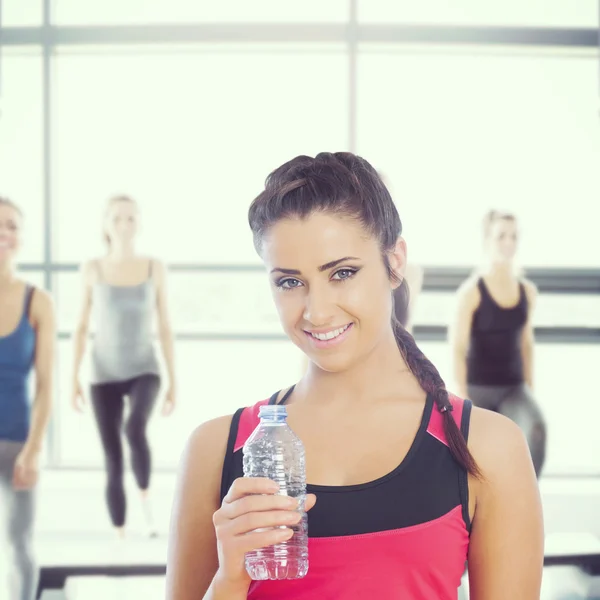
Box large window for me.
[2,0,43,26]
[357,47,600,268]
[2,5,598,476]
[358,0,598,27]
[0,49,44,263]
[52,0,349,25]
[52,45,348,263]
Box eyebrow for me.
[270,256,360,276]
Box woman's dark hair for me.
[249,152,481,477]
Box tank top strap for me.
[477,277,491,302]
[518,281,528,309]
[24,285,35,321]
[426,394,470,448]
[220,398,271,502]
[148,259,153,279]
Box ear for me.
[388,237,407,290]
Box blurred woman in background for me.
[450,209,546,477]
[0,197,55,600]
[71,194,177,538]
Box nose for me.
[302,283,335,327]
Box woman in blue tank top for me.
[449,210,546,476]
[0,197,56,600]
[70,194,177,538]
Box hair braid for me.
[392,321,481,478]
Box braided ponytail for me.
[391,292,481,477]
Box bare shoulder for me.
[468,405,535,487]
[29,286,54,323]
[186,414,234,461]
[522,277,538,302]
[148,257,167,283]
[456,274,481,307]
[177,414,235,491]
[81,259,100,285]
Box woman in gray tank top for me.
[71,195,177,538]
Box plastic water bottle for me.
[243,404,308,580]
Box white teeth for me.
[310,324,350,341]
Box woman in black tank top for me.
[449,210,546,476]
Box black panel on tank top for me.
[467,278,528,386]
[221,391,472,537]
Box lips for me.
[306,323,351,341]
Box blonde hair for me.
[0,196,24,219]
[103,194,137,247]
[482,209,517,239]
[481,209,523,276]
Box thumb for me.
[13,463,24,487]
[304,493,317,512]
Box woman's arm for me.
[521,280,538,391]
[71,261,95,410]
[23,289,55,455]
[166,415,238,599]
[448,279,479,399]
[14,289,56,489]
[153,259,177,414]
[467,408,544,598]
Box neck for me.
[482,260,514,280]
[299,329,420,407]
[0,261,16,290]
[107,242,135,260]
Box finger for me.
[236,526,295,554]
[223,477,279,504]
[229,509,302,536]
[220,490,297,520]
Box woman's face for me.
[262,212,403,373]
[486,217,518,264]
[0,204,22,265]
[104,199,139,246]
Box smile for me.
[306,323,352,341]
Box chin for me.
[306,351,357,374]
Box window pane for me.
[57,339,304,467]
[53,45,348,263]
[53,0,348,25]
[0,49,44,262]
[55,270,283,335]
[3,0,43,25]
[418,341,600,476]
[358,48,600,267]
[168,271,282,334]
[358,0,597,27]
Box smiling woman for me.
[166,152,544,600]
